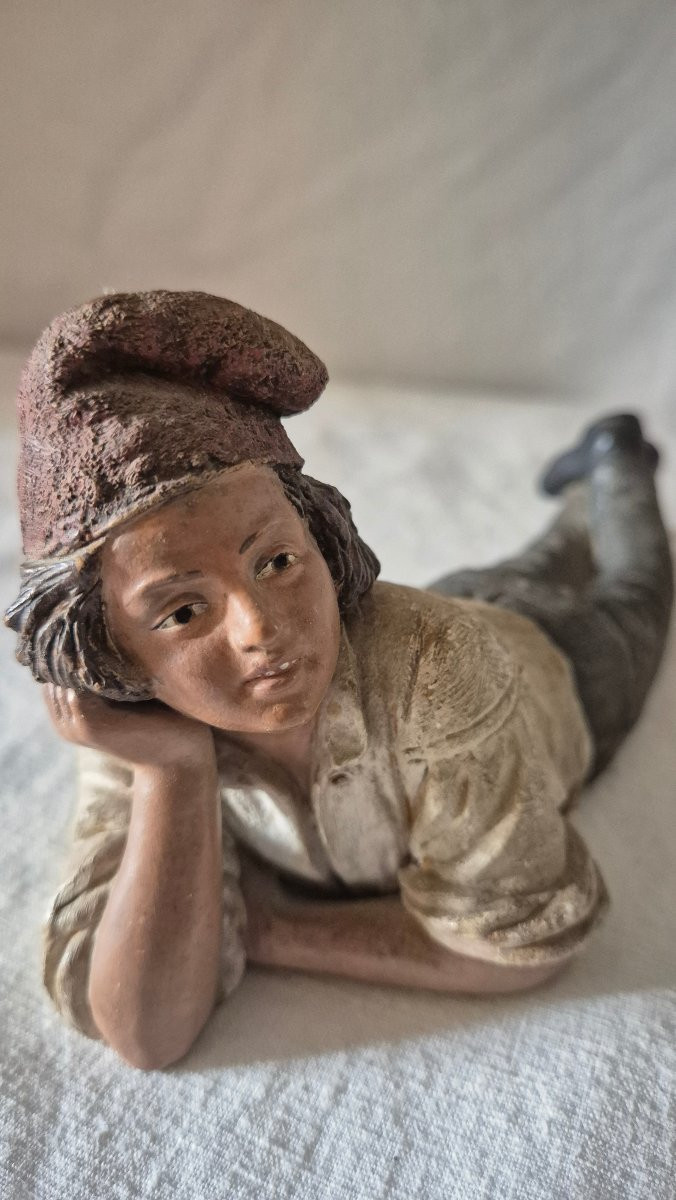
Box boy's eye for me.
[150,553,298,629]
[256,551,299,580]
[154,601,208,631]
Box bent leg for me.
[428,418,673,776]
[576,448,673,769]
[428,483,594,601]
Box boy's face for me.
[101,464,341,735]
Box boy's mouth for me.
[242,657,300,686]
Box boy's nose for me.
[226,589,281,653]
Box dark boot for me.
[540,412,659,497]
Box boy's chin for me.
[253,692,325,731]
[250,701,318,733]
[205,696,321,736]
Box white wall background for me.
[2,1,676,405]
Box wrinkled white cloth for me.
[1,387,675,1200]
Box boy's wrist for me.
[133,754,218,796]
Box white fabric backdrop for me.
[3,1,676,405]
[1,375,675,1199]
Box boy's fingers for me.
[44,685,82,725]
[43,683,62,722]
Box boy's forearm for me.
[88,759,223,1069]
[246,888,567,994]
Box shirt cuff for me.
[398,823,609,966]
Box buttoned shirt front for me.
[44,581,607,1038]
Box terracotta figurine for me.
[5,290,673,1069]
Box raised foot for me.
[539,412,659,497]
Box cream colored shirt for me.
[44,581,607,1037]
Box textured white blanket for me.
[1,379,674,1199]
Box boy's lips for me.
[242,656,300,682]
[242,657,302,691]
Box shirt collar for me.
[315,622,368,769]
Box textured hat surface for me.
[17,290,329,559]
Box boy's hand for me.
[43,684,216,771]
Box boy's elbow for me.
[464,952,574,993]
[89,1001,204,1071]
[426,927,576,993]
[115,1038,191,1072]
[88,975,215,1071]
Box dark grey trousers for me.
[427,450,674,778]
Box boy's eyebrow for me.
[238,530,261,555]
[238,511,289,554]
[131,512,288,599]
[133,570,204,600]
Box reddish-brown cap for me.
[17,289,329,559]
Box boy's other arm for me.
[240,857,569,994]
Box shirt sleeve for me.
[398,714,609,966]
[43,746,246,1039]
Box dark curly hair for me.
[3,467,380,702]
